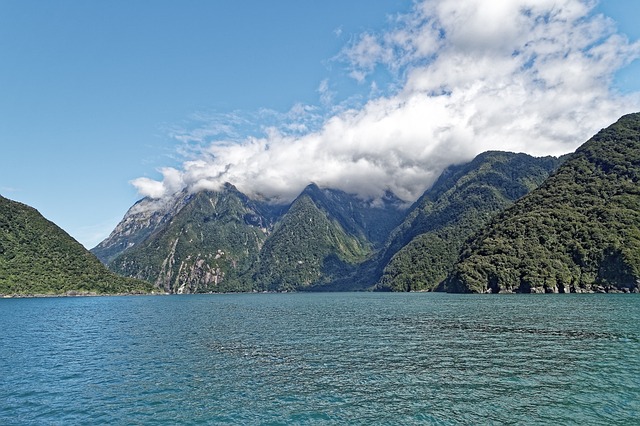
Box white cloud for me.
[131,167,184,199]
[318,79,334,107]
[133,0,640,204]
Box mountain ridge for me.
[444,112,640,293]
[106,185,286,293]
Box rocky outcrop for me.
[92,192,192,264]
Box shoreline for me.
[3,289,639,299]
[0,291,168,299]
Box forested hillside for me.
[374,152,561,291]
[445,113,640,293]
[0,195,152,295]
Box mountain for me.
[252,184,405,291]
[106,184,284,293]
[97,150,560,293]
[444,112,640,293]
[372,151,561,291]
[0,195,152,296]
[100,183,405,293]
[92,194,191,265]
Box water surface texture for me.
[1,293,639,425]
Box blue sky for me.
[1,0,639,248]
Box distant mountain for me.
[372,151,561,291]
[100,183,405,293]
[252,184,405,291]
[0,195,152,295]
[92,194,191,265]
[106,184,284,293]
[445,112,640,293]
[97,150,560,293]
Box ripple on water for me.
[1,293,639,425]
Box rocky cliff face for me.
[105,184,284,293]
[92,192,192,265]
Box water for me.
[1,293,639,425]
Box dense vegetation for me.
[109,184,284,293]
[251,184,405,291]
[0,195,152,295]
[445,113,640,293]
[374,152,561,291]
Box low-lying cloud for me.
[132,0,640,204]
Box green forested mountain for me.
[108,184,284,293]
[252,192,369,291]
[0,195,152,295]
[445,112,640,293]
[252,184,404,291]
[103,183,404,293]
[373,152,561,291]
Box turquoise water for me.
[1,293,639,425]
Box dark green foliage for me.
[375,152,561,291]
[109,184,283,293]
[445,113,640,293]
[252,191,372,291]
[0,195,152,295]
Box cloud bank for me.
[132,0,640,204]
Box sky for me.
[1,0,640,249]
